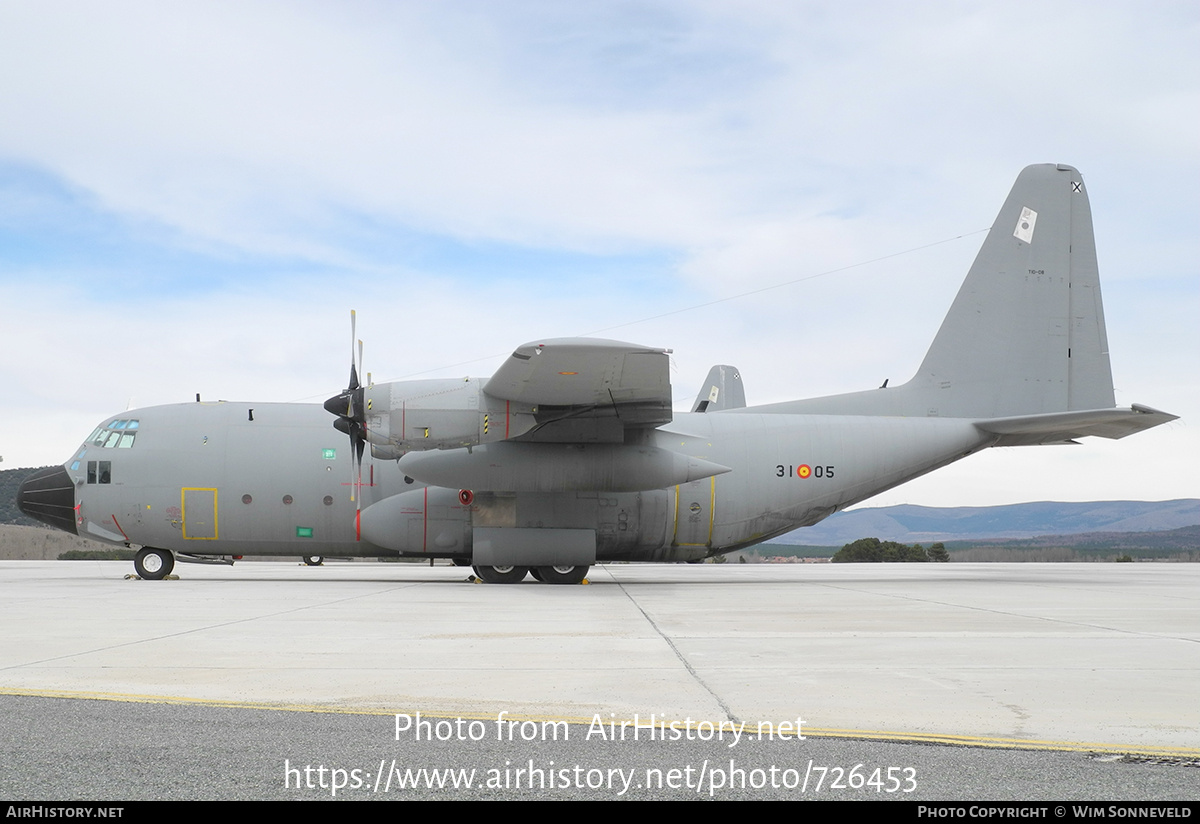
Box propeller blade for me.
[348,310,360,390]
[326,309,370,509]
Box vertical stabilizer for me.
[912,163,1115,417]
[750,164,1165,434]
[691,365,746,412]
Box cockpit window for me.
[89,419,140,449]
[86,460,112,484]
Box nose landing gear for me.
[133,547,175,580]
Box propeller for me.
[324,310,368,506]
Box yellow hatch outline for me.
[181,487,219,540]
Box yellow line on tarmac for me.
[3,687,1197,759]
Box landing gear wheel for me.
[303,555,324,566]
[536,565,589,585]
[471,565,529,584]
[529,568,545,582]
[134,547,174,580]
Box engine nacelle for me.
[396,441,731,492]
[363,378,536,458]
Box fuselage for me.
[28,399,991,563]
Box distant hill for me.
[0,524,115,560]
[774,500,1200,545]
[959,524,1200,552]
[0,465,49,526]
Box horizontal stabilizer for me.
[976,404,1177,446]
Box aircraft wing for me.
[395,338,696,490]
[483,338,673,439]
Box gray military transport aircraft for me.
[18,164,1177,584]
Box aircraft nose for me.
[17,465,78,535]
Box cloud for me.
[0,1,1195,506]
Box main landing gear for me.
[471,564,590,585]
[471,565,529,584]
[134,547,175,580]
[535,565,589,585]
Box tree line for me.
[831,537,949,563]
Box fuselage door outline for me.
[182,487,219,540]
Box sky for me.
[1,1,1196,509]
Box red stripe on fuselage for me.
[110,514,130,541]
